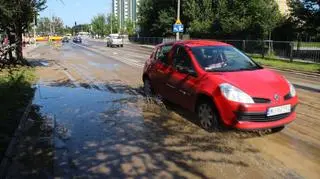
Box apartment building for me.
[112,0,140,29]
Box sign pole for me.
[176,0,181,41]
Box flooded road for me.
[19,41,320,178]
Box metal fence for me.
[220,40,320,63]
[129,37,320,63]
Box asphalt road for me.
[6,40,319,178]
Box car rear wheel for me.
[197,101,220,130]
[143,78,153,97]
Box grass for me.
[252,57,320,73]
[294,42,320,48]
[0,67,36,160]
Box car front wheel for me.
[197,101,220,130]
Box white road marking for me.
[71,42,144,68]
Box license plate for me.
[267,104,291,117]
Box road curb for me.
[293,83,320,93]
[0,99,33,178]
[139,45,155,49]
[266,66,320,78]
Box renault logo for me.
[274,94,280,101]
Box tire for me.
[120,44,124,47]
[271,126,285,133]
[143,78,153,97]
[196,100,220,130]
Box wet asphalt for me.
[12,40,320,178]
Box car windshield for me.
[191,46,262,72]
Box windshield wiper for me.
[206,68,231,72]
[237,66,261,71]
[206,66,260,72]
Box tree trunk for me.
[15,26,28,65]
[6,29,14,63]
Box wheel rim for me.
[198,104,216,130]
[144,80,152,96]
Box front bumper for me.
[216,94,298,130]
[234,107,297,130]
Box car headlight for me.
[286,80,296,97]
[219,83,254,104]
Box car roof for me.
[160,40,231,48]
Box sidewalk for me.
[23,43,41,56]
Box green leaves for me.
[138,0,282,39]
[91,14,107,37]
[287,0,320,37]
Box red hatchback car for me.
[143,40,298,131]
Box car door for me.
[149,45,174,97]
[166,45,198,110]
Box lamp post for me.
[176,0,181,41]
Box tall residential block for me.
[112,0,140,29]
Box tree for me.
[91,14,107,37]
[51,16,64,35]
[124,19,135,35]
[73,24,90,35]
[138,0,282,39]
[0,0,47,64]
[288,0,320,40]
[138,0,176,37]
[37,17,51,35]
[105,14,119,34]
[63,25,72,34]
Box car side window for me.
[173,46,194,71]
[156,45,172,65]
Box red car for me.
[142,40,298,131]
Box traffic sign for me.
[173,24,184,33]
[175,19,182,24]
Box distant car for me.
[142,40,298,132]
[65,34,72,40]
[106,34,123,47]
[73,36,82,43]
[62,37,69,43]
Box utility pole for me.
[176,0,181,41]
[33,9,37,46]
[111,14,113,34]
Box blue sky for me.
[40,0,112,26]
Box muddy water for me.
[32,84,302,178]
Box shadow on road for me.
[27,79,270,178]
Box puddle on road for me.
[31,84,303,178]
